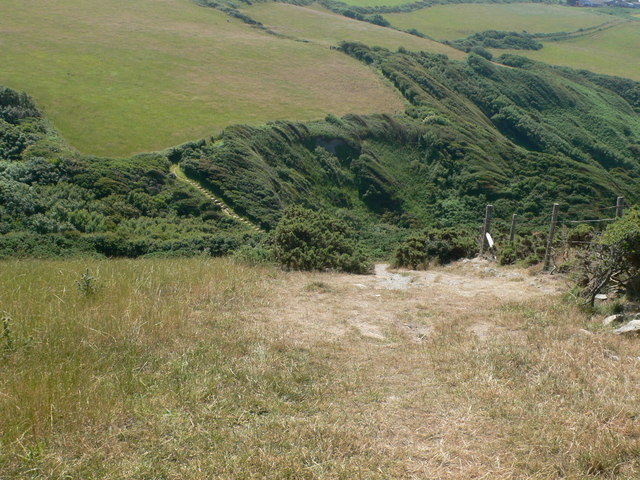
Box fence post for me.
[616,196,625,218]
[481,204,493,252]
[509,214,517,245]
[543,203,559,272]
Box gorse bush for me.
[497,231,547,266]
[272,206,370,273]
[394,228,477,269]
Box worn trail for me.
[170,164,263,232]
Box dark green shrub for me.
[497,231,546,266]
[272,206,370,273]
[470,46,493,61]
[600,208,640,297]
[394,228,477,269]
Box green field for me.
[0,0,405,157]
[329,0,416,6]
[501,21,640,81]
[243,3,465,58]
[386,3,610,40]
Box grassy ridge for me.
[502,21,640,81]
[385,3,609,40]
[0,0,405,156]
[243,3,465,58]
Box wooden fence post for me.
[509,214,517,245]
[481,204,493,252]
[543,203,559,272]
[616,196,625,218]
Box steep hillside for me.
[179,46,640,231]
[0,87,260,258]
[2,46,639,258]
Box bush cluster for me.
[452,30,543,52]
[394,228,477,269]
[272,206,370,273]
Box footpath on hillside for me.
[251,260,640,478]
[260,258,563,344]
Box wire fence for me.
[479,196,634,273]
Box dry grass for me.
[2,259,639,478]
[256,262,640,478]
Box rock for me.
[595,294,608,300]
[613,320,640,335]
[577,329,593,337]
[603,314,624,326]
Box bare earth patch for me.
[254,259,640,478]
[259,259,561,345]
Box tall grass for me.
[0,259,392,478]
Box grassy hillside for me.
[2,258,640,477]
[500,21,640,81]
[3,40,640,258]
[242,3,465,58]
[331,0,417,6]
[0,0,405,157]
[386,3,610,40]
[178,46,640,239]
[384,2,640,80]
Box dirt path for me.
[252,260,574,478]
[259,258,563,346]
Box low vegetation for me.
[577,208,640,304]
[451,30,543,51]
[394,227,477,268]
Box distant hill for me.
[179,46,640,233]
[3,44,638,258]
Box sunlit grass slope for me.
[0,258,396,477]
[0,0,405,157]
[386,3,610,40]
[244,3,465,58]
[501,21,640,81]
